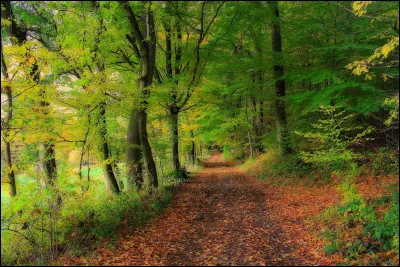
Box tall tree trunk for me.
[139,108,159,188]
[170,112,180,171]
[1,1,21,197]
[269,1,293,155]
[164,14,187,180]
[190,129,196,165]
[98,103,120,193]
[258,70,264,152]
[169,112,187,179]
[121,1,158,190]
[139,6,158,189]
[38,141,57,186]
[245,99,254,158]
[2,41,16,197]
[30,62,58,185]
[126,109,143,191]
[4,140,16,197]
[91,0,119,193]
[1,86,17,197]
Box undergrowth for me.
[1,165,181,266]
[240,106,399,265]
[321,176,399,266]
[240,152,325,187]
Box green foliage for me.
[222,145,233,160]
[289,81,385,116]
[368,148,399,176]
[296,105,374,173]
[321,187,399,265]
[321,165,399,265]
[364,191,399,253]
[241,151,315,186]
[1,168,177,265]
[1,0,399,265]
[383,95,399,127]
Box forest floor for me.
[57,153,346,266]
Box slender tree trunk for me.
[4,140,16,197]
[139,109,159,188]
[2,1,21,197]
[171,112,180,171]
[3,106,17,197]
[92,0,119,193]
[38,141,57,186]
[169,112,187,179]
[37,96,57,186]
[245,99,254,158]
[98,103,120,193]
[258,70,264,152]
[269,1,293,155]
[31,62,58,185]
[112,160,123,190]
[190,129,196,165]
[1,44,17,197]
[164,13,187,180]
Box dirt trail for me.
[62,153,336,266]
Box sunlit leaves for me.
[352,1,372,16]
[383,95,399,127]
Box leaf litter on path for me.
[57,153,342,266]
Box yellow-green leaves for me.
[352,1,372,16]
[381,37,399,59]
[346,36,399,81]
[346,1,399,82]
[346,60,369,76]
[383,96,399,127]
[1,18,11,27]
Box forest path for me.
[63,153,334,266]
